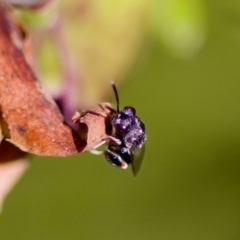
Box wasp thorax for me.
[112,107,145,149]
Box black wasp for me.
[104,82,146,175]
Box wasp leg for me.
[90,135,122,155]
[104,149,128,169]
[89,139,106,155]
[92,135,121,150]
[105,135,121,145]
[89,149,104,155]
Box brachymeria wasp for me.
[103,82,146,175]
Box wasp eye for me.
[112,112,133,135]
[122,107,136,116]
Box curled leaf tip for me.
[72,103,114,152]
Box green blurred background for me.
[1,0,240,239]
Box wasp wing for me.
[131,144,145,176]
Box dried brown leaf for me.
[0,4,110,156]
[0,5,83,156]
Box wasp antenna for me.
[110,81,120,112]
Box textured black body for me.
[103,82,146,175]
